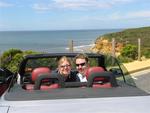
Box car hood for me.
[1,95,150,113]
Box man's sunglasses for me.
[76,62,86,67]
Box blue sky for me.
[0,0,150,31]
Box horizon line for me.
[0,28,125,32]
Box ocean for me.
[0,29,122,53]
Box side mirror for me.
[0,76,6,84]
[0,68,6,85]
[0,68,14,96]
[0,68,14,84]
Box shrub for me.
[0,49,23,69]
[117,55,134,63]
[120,44,138,60]
[143,50,150,58]
[0,49,39,73]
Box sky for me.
[0,0,150,31]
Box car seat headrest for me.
[85,66,105,79]
[31,67,51,82]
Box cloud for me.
[105,10,150,21]
[0,1,14,8]
[126,10,150,19]
[78,9,150,22]
[53,0,134,9]
[125,10,150,20]
[0,23,11,31]
[32,3,52,11]
[109,0,134,5]
[32,0,134,12]
[53,0,109,9]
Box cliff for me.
[91,37,123,56]
[91,26,150,55]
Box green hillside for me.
[96,26,150,49]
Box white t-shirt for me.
[77,73,87,82]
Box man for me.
[74,53,89,82]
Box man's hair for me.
[74,53,89,63]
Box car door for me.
[0,68,14,96]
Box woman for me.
[57,56,79,82]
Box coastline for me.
[66,44,95,52]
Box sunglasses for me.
[76,62,86,67]
[60,64,70,68]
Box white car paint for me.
[1,96,150,113]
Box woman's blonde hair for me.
[58,56,71,66]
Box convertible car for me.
[0,53,150,113]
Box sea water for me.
[0,29,122,53]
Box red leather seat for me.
[85,66,105,80]
[26,67,60,90]
[31,67,51,82]
[26,67,51,90]
[85,67,112,88]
